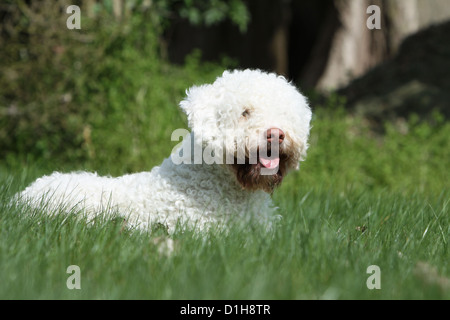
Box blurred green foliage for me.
[281,95,450,197]
[0,0,242,171]
[179,0,250,32]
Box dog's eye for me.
[241,109,251,118]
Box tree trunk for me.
[300,0,450,90]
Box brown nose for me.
[266,128,285,145]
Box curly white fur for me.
[16,69,312,233]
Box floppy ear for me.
[179,84,223,150]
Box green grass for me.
[1,105,449,300]
[0,167,448,300]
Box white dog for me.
[17,69,312,233]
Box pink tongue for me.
[259,156,280,169]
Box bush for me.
[0,1,232,173]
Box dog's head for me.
[179,69,312,193]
